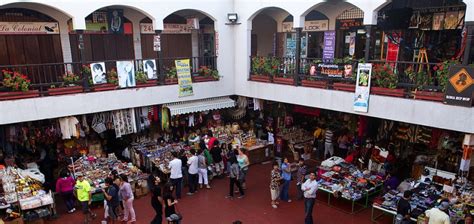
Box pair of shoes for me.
[67,209,74,213]
[225,195,233,199]
[237,195,245,199]
[272,204,278,208]
[186,192,194,196]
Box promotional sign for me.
[143,59,157,79]
[323,31,336,61]
[90,62,107,84]
[153,35,161,51]
[348,32,356,56]
[354,63,372,113]
[282,20,329,32]
[175,59,194,97]
[317,64,343,78]
[108,9,124,34]
[461,134,474,171]
[432,12,445,30]
[336,19,363,30]
[116,60,136,88]
[444,65,474,107]
[386,32,400,66]
[0,22,59,34]
[186,18,199,30]
[140,23,194,34]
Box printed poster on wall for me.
[116,60,136,88]
[108,9,124,34]
[445,65,474,107]
[432,12,445,30]
[143,59,157,79]
[444,11,459,29]
[323,31,336,61]
[353,63,372,113]
[90,62,106,84]
[348,32,356,56]
[175,59,194,97]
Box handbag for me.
[92,113,107,134]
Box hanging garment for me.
[82,115,90,134]
[58,118,70,139]
[188,114,195,127]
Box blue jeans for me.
[171,177,182,199]
[304,198,316,224]
[280,179,290,201]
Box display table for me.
[318,183,383,214]
[246,144,273,165]
[371,204,417,224]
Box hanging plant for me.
[1,70,31,92]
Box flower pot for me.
[135,80,157,88]
[165,78,178,85]
[0,90,40,101]
[301,79,328,89]
[371,87,405,97]
[413,90,444,102]
[92,83,117,92]
[48,86,84,96]
[250,74,271,82]
[193,76,217,82]
[333,82,355,92]
[273,76,295,85]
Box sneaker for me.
[72,208,76,212]
[67,209,74,214]
[187,192,194,196]
[287,199,292,203]
[237,195,245,199]
[206,185,211,189]
[272,204,278,208]
[90,213,97,219]
[200,184,203,189]
[225,195,233,199]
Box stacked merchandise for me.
[318,158,384,201]
[131,142,185,173]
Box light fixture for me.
[226,13,240,25]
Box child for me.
[270,162,282,208]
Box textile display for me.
[112,109,137,138]
[58,117,80,140]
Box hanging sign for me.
[336,19,363,30]
[354,63,372,113]
[323,31,336,61]
[282,20,329,32]
[0,22,59,34]
[153,35,161,51]
[140,23,194,34]
[175,59,194,97]
[444,65,474,107]
[348,32,356,56]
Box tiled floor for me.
[47,163,393,224]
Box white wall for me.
[252,14,276,56]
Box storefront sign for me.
[323,31,336,61]
[281,20,329,32]
[153,35,161,52]
[336,19,363,30]
[140,23,194,34]
[354,63,372,113]
[317,64,343,78]
[444,65,474,107]
[0,22,59,34]
[175,59,194,97]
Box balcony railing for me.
[249,56,452,104]
[0,56,218,100]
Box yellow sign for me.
[175,59,194,97]
[449,68,473,93]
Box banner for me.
[445,66,474,107]
[323,31,336,61]
[108,9,124,34]
[354,63,372,113]
[0,22,59,34]
[175,59,194,97]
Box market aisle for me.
[49,163,388,224]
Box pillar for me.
[463,21,474,65]
[295,27,302,86]
[364,25,374,62]
[155,30,165,85]
[191,29,200,73]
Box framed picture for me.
[143,59,157,79]
[90,62,106,84]
[116,60,136,88]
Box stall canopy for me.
[164,97,236,116]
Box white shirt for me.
[187,155,199,175]
[168,158,183,179]
[301,179,319,198]
[268,132,275,144]
[425,208,450,224]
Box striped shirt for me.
[325,130,333,144]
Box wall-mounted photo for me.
[143,59,157,79]
[116,60,136,88]
[90,62,107,84]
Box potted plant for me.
[371,64,404,97]
[407,67,444,102]
[48,71,84,96]
[194,66,219,82]
[93,68,118,91]
[165,67,178,85]
[434,60,458,93]
[135,70,156,87]
[271,58,295,85]
[0,70,39,100]
[250,57,271,82]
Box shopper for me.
[425,200,450,224]
[324,126,334,159]
[151,176,163,224]
[396,190,412,224]
[168,151,183,199]
[103,177,120,224]
[337,130,350,158]
[236,148,249,189]
[270,162,282,208]
[301,172,319,224]
[279,157,292,202]
[55,170,76,214]
[119,174,136,223]
[163,183,181,223]
[296,158,307,200]
[210,143,224,177]
[226,156,244,199]
[197,149,211,189]
[186,149,199,195]
[74,173,97,224]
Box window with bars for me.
[336,7,364,20]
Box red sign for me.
[386,32,400,63]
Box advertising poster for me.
[90,62,107,84]
[444,11,459,29]
[348,32,356,56]
[108,9,124,34]
[175,59,194,97]
[143,59,157,79]
[386,32,400,65]
[445,65,474,107]
[353,63,372,113]
[432,12,445,30]
[116,60,136,88]
[323,31,336,61]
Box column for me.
[463,21,474,65]
[295,27,302,86]
[364,25,374,62]
[155,30,165,85]
[191,29,200,73]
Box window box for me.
[301,79,328,89]
[371,87,405,97]
[272,76,295,85]
[48,86,84,96]
[333,82,355,92]
[136,80,157,88]
[92,83,117,92]
[412,90,444,102]
[0,90,39,101]
[249,74,271,82]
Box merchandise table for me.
[245,143,273,165]
[371,204,417,224]
[317,183,383,214]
